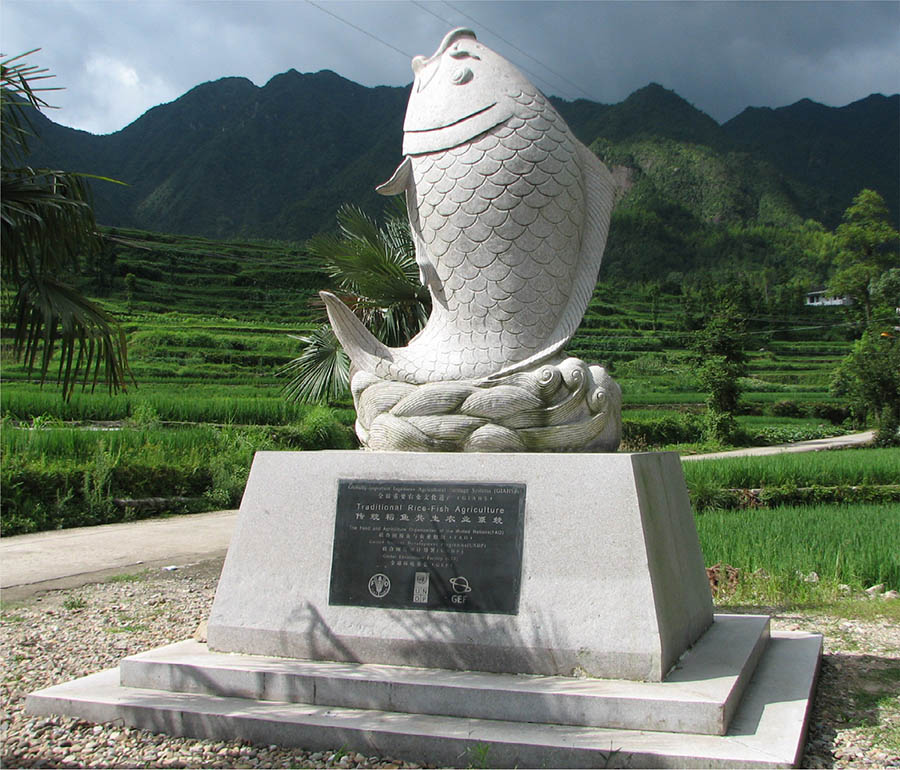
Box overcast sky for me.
[2,0,898,136]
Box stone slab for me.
[27,630,822,769]
[121,614,769,735]
[206,451,713,681]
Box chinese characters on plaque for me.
[329,480,526,614]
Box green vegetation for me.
[696,502,899,590]
[1,411,354,535]
[827,189,900,324]
[832,326,900,445]
[684,449,899,489]
[282,203,428,403]
[1,51,129,397]
[684,448,900,511]
[691,299,749,442]
[689,449,900,603]
[0,383,348,425]
[0,219,871,536]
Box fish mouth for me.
[404,102,497,134]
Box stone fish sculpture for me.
[322,28,622,452]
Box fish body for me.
[322,29,616,384]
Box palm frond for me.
[289,200,430,403]
[278,326,351,404]
[309,204,429,309]
[1,50,131,399]
[11,274,131,398]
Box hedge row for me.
[690,484,900,513]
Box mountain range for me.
[22,70,899,252]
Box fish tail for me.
[320,292,394,376]
[322,291,442,384]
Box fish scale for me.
[398,93,585,380]
[321,29,616,385]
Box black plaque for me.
[329,479,526,614]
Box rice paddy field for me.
[688,450,900,597]
[3,227,896,602]
[697,501,899,595]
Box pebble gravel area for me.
[2,561,898,769]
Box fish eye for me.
[451,67,474,85]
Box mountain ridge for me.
[21,69,898,244]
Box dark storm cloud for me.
[1,1,896,134]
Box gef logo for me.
[449,576,471,605]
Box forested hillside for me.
[24,71,409,241]
[23,71,898,281]
[722,93,900,227]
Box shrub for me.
[622,413,703,447]
[770,400,804,418]
[810,403,851,425]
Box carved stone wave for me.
[350,356,621,453]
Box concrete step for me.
[120,614,770,736]
[28,631,821,769]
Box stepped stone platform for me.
[27,451,821,767]
[28,614,821,768]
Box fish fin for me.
[488,142,616,381]
[486,341,567,381]
[378,156,442,300]
[575,141,617,290]
[375,157,411,196]
[320,291,393,375]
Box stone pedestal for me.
[207,451,712,681]
[28,450,821,767]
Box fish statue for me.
[321,28,617,384]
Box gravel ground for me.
[2,560,898,769]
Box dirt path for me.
[682,430,875,462]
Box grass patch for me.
[62,596,87,610]
[105,571,150,584]
[697,502,900,591]
[104,624,150,633]
[683,448,899,489]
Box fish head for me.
[402,28,533,155]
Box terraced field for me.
[1,227,867,538]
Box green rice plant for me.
[621,391,708,406]
[737,415,832,426]
[696,502,900,589]
[82,440,121,517]
[743,391,843,404]
[128,401,161,428]
[683,448,899,489]
[1,409,355,533]
[0,382,354,426]
[203,425,275,509]
[1,388,132,422]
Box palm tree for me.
[280,202,430,403]
[1,50,130,399]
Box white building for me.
[805,288,853,307]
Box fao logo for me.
[367,573,391,598]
